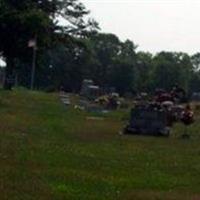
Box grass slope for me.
[1,90,200,200]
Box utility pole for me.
[31,45,37,90]
[29,36,37,90]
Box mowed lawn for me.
[1,90,200,200]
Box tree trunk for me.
[3,57,15,90]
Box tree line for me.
[17,33,200,96]
[1,0,200,95]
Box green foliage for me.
[1,1,200,94]
[82,33,138,94]
[109,62,135,94]
[136,51,153,92]
[0,0,98,89]
[15,30,200,95]
[191,53,200,71]
[152,52,193,92]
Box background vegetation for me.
[16,32,200,95]
[0,0,200,95]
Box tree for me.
[152,52,193,92]
[110,39,137,94]
[109,61,135,94]
[136,51,153,92]
[85,34,138,94]
[87,33,121,86]
[191,53,200,71]
[0,0,97,89]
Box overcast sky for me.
[81,0,200,55]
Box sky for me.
[81,0,200,55]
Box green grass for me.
[1,89,200,200]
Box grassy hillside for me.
[1,89,200,200]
